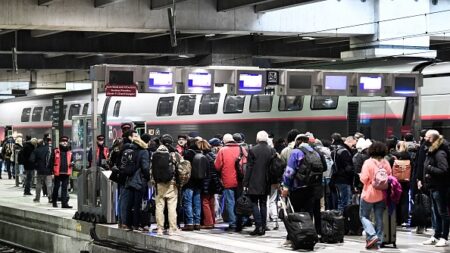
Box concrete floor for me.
[0,174,448,253]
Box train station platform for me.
[0,176,447,253]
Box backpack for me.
[119,148,137,176]
[151,146,176,183]
[191,152,209,180]
[295,147,324,187]
[177,158,192,187]
[234,146,245,183]
[392,159,411,182]
[372,160,389,190]
[269,151,286,184]
[4,143,12,159]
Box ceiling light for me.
[178,55,190,58]
[302,36,315,40]
[205,34,215,37]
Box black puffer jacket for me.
[243,141,273,195]
[424,136,450,189]
[202,152,223,195]
[30,143,52,175]
[22,141,35,171]
[183,148,203,189]
[330,142,355,185]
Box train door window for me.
[63,105,68,120]
[68,104,81,120]
[43,106,53,121]
[311,96,339,110]
[157,97,175,116]
[177,95,196,116]
[250,95,273,112]
[278,96,304,111]
[21,108,31,122]
[199,93,220,115]
[113,101,121,117]
[224,95,245,114]
[82,103,89,115]
[32,107,43,122]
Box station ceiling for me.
[0,0,448,70]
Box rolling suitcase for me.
[280,197,318,251]
[321,210,345,243]
[343,204,363,235]
[382,208,396,248]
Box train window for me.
[43,106,53,121]
[279,96,304,111]
[250,95,273,112]
[68,104,81,120]
[113,101,121,117]
[32,107,43,122]
[157,97,175,116]
[310,96,339,110]
[21,108,31,122]
[177,95,196,116]
[199,93,220,115]
[63,105,67,120]
[82,103,89,115]
[223,95,245,114]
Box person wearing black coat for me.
[421,130,450,247]
[30,139,52,203]
[22,137,36,195]
[243,131,274,236]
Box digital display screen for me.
[188,73,212,88]
[108,70,134,84]
[288,74,312,89]
[394,77,416,94]
[239,73,263,90]
[324,75,347,90]
[149,71,173,87]
[359,76,382,90]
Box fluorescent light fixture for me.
[302,36,315,40]
[179,55,190,58]
[205,34,216,37]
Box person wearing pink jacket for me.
[359,141,392,250]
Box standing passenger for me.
[22,137,37,195]
[14,136,24,187]
[31,139,52,203]
[1,136,15,179]
[50,136,73,208]
[88,135,109,169]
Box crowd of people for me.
[1,124,449,250]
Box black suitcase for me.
[321,210,345,243]
[343,204,363,235]
[382,209,396,248]
[280,198,318,251]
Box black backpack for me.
[234,146,245,183]
[119,148,137,176]
[295,147,324,186]
[151,147,175,183]
[191,152,209,180]
[269,151,286,184]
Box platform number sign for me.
[266,70,279,85]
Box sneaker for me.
[33,199,39,203]
[423,236,438,245]
[168,228,180,236]
[435,238,448,247]
[156,228,163,236]
[366,237,379,249]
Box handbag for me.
[126,168,143,190]
[235,190,253,216]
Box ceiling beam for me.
[150,0,188,10]
[38,0,58,6]
[217,0,275,12]
[255,0,324,13]
[0,30,15,36]
[134,33,169,40]
[207,34,247,41]
[85,32,114,39]
[30,30,64,38]
[94,0,126,8]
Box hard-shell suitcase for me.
[382,208,396,248]
[280,197,318,251]
[321,210,345,243]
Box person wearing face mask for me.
[421,130,450,247]
[49,136,74,208]
[88,135,109,169]
[176,135,188,156]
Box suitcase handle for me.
[280,197,295,217]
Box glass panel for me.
[250,95,273,112]
[63,105,68,120]
[157,97,175,116]
[68,104,81,120]
[199,93,220,115]
[21,108,31,122]
[223,95,245,114]
[311,96,339,110]
[113,101,121,117]
[43,106,53,121]
[278,95,304,111]
[82,103,89,115]
[177,95,196,116]
[32,107,43,122]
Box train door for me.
[359,100,388,140]
[133,121,146,136]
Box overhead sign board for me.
[105,84,137,97]
[356,73,389,96]
[236,70,266,95]
[284,71,320,96]
[390,73,420,97]
[140,67,175,93]
[180,69,214,94]
[320,72,356,96]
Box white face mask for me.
[178,139,187,146]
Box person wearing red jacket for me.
[88,135,109,169]
[214,133,247,231]
[49,136,73,208]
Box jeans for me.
[35,175,53,201]
[52,174,70,205]
[431,188,450,240]
[5,160,12,179]
[223,188,236,227]
[119,187,130,226]
[336,183,352,213]
[360,198,385,243]
[202,194,215,226]
[15,164,24,186]
[182,187,201,225]
[250,195,267,229]
[0,160,3,178]
[24,170,33,194]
